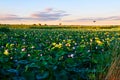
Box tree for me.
[93,21,96,23]
[39,23,41,26]
[44,24,47,26]
[59,23,62,26]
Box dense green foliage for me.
[0,28,120,80]
[0,27,10,33]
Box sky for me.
[0,0,120,25]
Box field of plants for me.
[0,25,120,80]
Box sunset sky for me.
[0,0,120,25]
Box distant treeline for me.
[0,24,120,29]
[30,25,120,29]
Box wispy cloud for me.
[64,16,120,22]
[0,14,31,21]
[1,9,120,23]
[31,8,69,21]
[0,8,69,21]
[0,14,23,20]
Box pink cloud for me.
[0,8,69,21]
[31,8,69,21]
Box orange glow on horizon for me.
[0,20,120,25]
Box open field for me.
[0,25,120,80]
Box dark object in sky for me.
[93,20,96,23]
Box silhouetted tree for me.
[93,20,96,23]
[59,23,62,26]
[33,24,36,26]
[44,24,47,26]
[39,23,41,26]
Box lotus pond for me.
[0,28,120,80]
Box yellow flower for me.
[96,40,103,45]
[95,37,99,40]
[52,43,62,49]
[55,43,62,48]
[106,38,110,41]
[52,42,56,46]
[59,43,62,46]
[4,49,9,56]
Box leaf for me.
[27,63,40,68]
[7,69,19,75]
[92,59,98,64]
[22,72,35,80]
[55,51,66,59]
[12,77,25,80]
[54,70,68,80]
[36,71,49,80]
[89,73,96,80]
[65,58,77,67]
[76,44,86,52]
[17,60,29,65]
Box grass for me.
[105,41,120,80]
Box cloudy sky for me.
[0,0,120,25]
